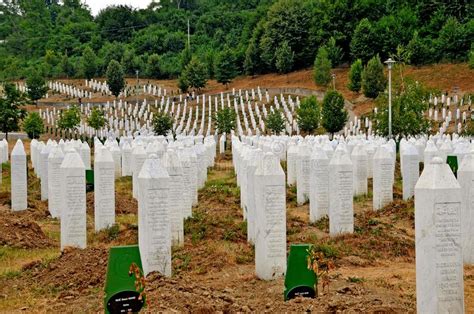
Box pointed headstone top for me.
[11,139,25,156]
[61,151,85,170]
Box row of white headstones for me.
[232,133,473,313]
[11,135,216,277]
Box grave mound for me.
[0,210,54,249]
[26,247,108,292]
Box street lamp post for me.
[331,73,336,90]
[384,58,396,139]
[135,70,139,105]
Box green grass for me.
[0,247,59,276]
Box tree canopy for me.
[0,83,27,139]
[0,0,471,81]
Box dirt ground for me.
[0,152,472,313]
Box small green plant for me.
[307,245,336,294]
[347,276,366,283]
[105,224,120,241]
[23,112,44,139]
[152,112,173,136]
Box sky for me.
[83,0,153,16]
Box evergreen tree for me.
[406,31,432,66]
[152,112,173,136]
[313,47,332,86]
[348,59,363,92]
[296,96,320,134]
[215,107,236,134]
[362,55,386,98]
[0,83,27,140]
[321,90,348,137]
[244,41,259,76]
[82,46,97,80]
[60,53,75,78]
[350,18,377,63]
[23,112,44,139]
[87,107,107,131]
[275,41,294,74]
[180,45,192,71]
[205,49,216,79]
[106,60,125,98]
[147,54,162,78]
[183,57,207,90]
[178,74,189,93]
[325,37,343,67]
[215,48,238,86]
[265,110,286,134]
[57,106,81,132]
[26,70,48,106]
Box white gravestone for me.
[178,148,193,218]
[60,151,86,250]
[40,145,51,201]
[373,146,393,210]
[80,142,91,170]
[401,144,419,200]
[121,142,132,176]
[94,147,115,231]
[309,147,329,222]
[415,157,464,313]
[457,152,474,264]
[132,144,147,199]
[296,144,311,205]
[11,140,27,211]
[164,149,185,247]
[48,146,64,218]
[286,144,297,185]
[246,148,262,244]
[351,144,368,196]
[328,146,354,236]
[138,155,171,277]
[254,153,286,280]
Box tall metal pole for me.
[388,66,392,139]
[385,58,395,139]
[136,70,139,105]
[187,19,190,48]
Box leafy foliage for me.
[215,47,238,86]
[0,83,27,139]
[182,57,207,90]
[215,107,236,134]
[313,47,332,86]
[265,110,286,134]
[106,60,125,98]
[374,80,430,138]
[362,55,386,98]
[0,1,471,81]
[57,105,81,131]
[348,59,363,92]
[152,112,173,136]
[296,96,320,134]
[87,107,107,130]
[321,90,348,135]
[26,70,48,105]
[23,112,44,139]
[470,45,474,69]
[275,41,294,74]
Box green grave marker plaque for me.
[284,244,317,301]
[446,155,458,178]
[104,245,145,314]
[86,169,94,192]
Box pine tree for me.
[296,96,321,134]
[106,60,125,98]
[215,47,238,86]
[348,59,363,92]
[325,37,343,67]
[87,107,107,131]
[322,90,347,137]
[82,46,97,80]
[275,41,294,74]
[23,112,44,139]
[362,55,386,98]
[26,70,48,106]
[244,41,259,76]
[183,57,207,90]
[265,110,286,134]
[147,54,162,78]
[350,18,377,63]
[313,47,332,86]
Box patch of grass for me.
[104,224,120,241]
[312,243,339,259]
[347,276,366,283]
[0,247,59,275]
[312,216,329,231]
[184,211,208,244]
[173,250,191,273]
